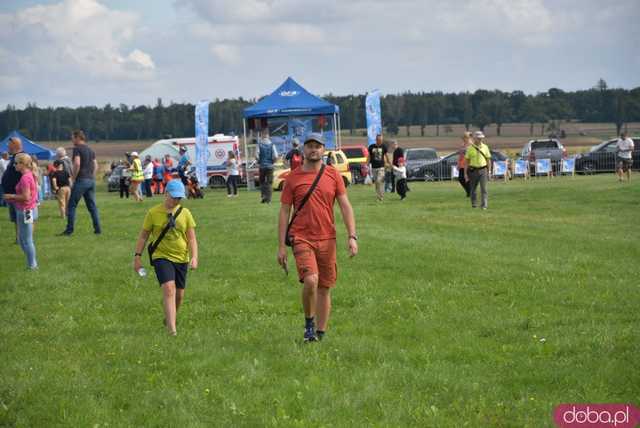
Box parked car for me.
[107,165,126,192]
[405,148,440,181]
[272,150,352,191]
[575,137,640,174]
[518,139,567,174]
[427,149,511,181]
[341,144,369,184]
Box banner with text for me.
[365,90,382,147]
[195,101,210,187]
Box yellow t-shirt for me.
[131,158,144,181]
[142,204,196,263]
[465,143,491,168]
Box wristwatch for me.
[349,235,358,241]
[134,252,142,257]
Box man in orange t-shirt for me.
[278,133,358,343]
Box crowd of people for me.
[1,127,634,340]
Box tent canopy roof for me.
[0,130,54,160]
[243,77,339,119]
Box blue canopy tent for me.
[0,130,54,160]
[242,77,342,159]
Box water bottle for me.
[137,267,147,277]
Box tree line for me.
[1,79,638,142]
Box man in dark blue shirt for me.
[1,136,24,242]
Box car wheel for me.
[582,162,595,175]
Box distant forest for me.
[2,79,638,141]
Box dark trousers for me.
[396,178,407,199]
[154,178,163,194]
[259,167,273,202]
[384,170,394,192]
[226,174,239,195]
[144,179,153,197]
[66,178,101,233]
[458,171,470,197]
[469,167,488,208]
[391,174,396,193]
[119,178,129,198]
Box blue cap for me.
[304,133,325,146]
[165,179,186,199]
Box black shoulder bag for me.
[148,207,184,264]
[285,164,325,247]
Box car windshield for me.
[342,148,365,158]
[491,151,507,161]
[589,141,609,152]
[406,149,437,161]
[531,140,560,149]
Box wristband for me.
[134,253,142,257]
[349,235,358,241]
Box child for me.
[51,160,71,218]
[393,157,408,200]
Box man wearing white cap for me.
[464,131,492,209]
[129,151,144,202]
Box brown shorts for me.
[292,238,337,288]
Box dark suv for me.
[405,148,440,181]
[575,138,640,174]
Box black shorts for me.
[153,258,188,289]
[617,157,633,170]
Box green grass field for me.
[1,175,639,427]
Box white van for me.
[140,134,241,187]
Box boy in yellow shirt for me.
[133,180,198,336]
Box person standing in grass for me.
[616,132,634,182]
[3,153,39,270]
[129,151,144,202]
[277,133,358,343]
[368,134,389,201]
[393,157,408,200]
[60,130,102,236]
[225,150,240,197]
[0,152,10,207]
[143,155,154,197]
[464,131,492,210]
[457,132,472,197]
[133,179,198,336]
[51,160,71,218]
[2,137,24,242]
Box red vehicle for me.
[341,144,369,184]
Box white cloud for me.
[0,0,155,101]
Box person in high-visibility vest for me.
[464,131,492,210]
[129,151,144,202]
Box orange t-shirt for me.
[281,165,346,241]
[457,148,467,169]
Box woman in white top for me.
[225,151,240,197]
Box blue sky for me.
[1,0,639,108]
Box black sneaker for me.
[303,326,317,343]
[316,330,325,341]
[58,230,73,236]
